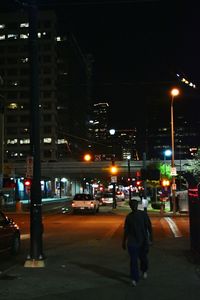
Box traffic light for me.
[161,178,170,187]
[83,153,92,161]
[24,178,32,187]
[136,180,142,186]
[110,165,118,175]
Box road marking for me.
[164,217,182,238]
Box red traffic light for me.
[136,180,142,186]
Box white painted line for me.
[164,217,182,238]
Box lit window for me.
[0,35,5,40]
[20,23,29,28]
[11,81,19,86]
[8,103,18,109]
[57,139,67,144]
[20,34,29,39]
[0,24,5,29]
[20,139,30,144]
[21,57,29,63]
[44,138,52,144]
[8,33,18,39]
[7,139,18,144]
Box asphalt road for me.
[1,206,190,273]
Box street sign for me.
[26,156,33,178]
[111,176,117,183]
[171,167,177,176]
[172,183,176,191]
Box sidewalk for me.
[0,206,199,300]
[0,235,200,300]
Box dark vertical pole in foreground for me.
[25,0,44,266]
[112,158,116,209]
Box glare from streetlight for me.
[109,129,116,135]
[171,88,180,97]
[164,149,172,157]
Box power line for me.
[38,0,162,7]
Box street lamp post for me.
[164,149,172,176]
[110,163,118,209]
[170,88,180,215]
[0,76,4,191]
[127,155,131,201]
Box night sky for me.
[1,0,200,129]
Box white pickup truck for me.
[72,193,100,214]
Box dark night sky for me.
[1,0,200,129]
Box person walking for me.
[122,199,153,287]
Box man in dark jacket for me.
[122,200,153,286]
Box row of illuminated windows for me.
[6,150,55,159]
[0,23,29,29]
[0,33,62,41]
[6,100,53,109]
[0,20,53,30]
[7,138,52,144]
[6,138,67,145]
[0,32,50,40]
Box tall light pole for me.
[127,155,131,201]
[164,149,172,176]
[110,164,118,209]
[109,129,117,208]
[0,76,4,191]
[170,88,180,215]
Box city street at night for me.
[0,203,200,300]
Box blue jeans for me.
[127,243,149,282]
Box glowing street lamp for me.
[170,88,180,214]
[110,163,118,209]
[163,149,172,175]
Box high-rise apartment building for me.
[0,10,58,162]
[0,9,89,164]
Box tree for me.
[184,149,200,184]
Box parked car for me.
[116,191,125,201]
[72,193,99,214]
[0,210,21,255]
[98,192,113,206]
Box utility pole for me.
[127,156,131,202]
[24,0,44,267]
[0,76,4,190]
